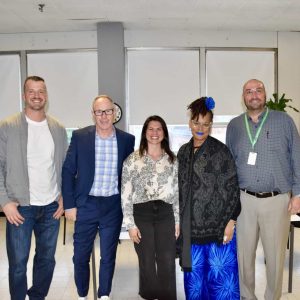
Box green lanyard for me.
[244,108,269,149]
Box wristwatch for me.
[114,103,122,124]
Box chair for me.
[288,213,300,293]
[62,215,67,245]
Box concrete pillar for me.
[97,22,126,130]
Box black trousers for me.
[133,200,177,300]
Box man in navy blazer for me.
[62,95,135,300]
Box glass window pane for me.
[27,51,98,128]
[0,54,21,120]
[206,50,275,116]
[127,49,200,125]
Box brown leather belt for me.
[241,189,280,198]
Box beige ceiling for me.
[0,0,299,34]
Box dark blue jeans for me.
[73,194,123,298]
[6,201,60,300]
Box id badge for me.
[247,152,257,165]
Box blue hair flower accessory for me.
[205,97,215,110]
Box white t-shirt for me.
[26,116,59,206]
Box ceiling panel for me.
[0,0,299,33]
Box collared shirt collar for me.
[246,107,267,122]
[96,126,116,140]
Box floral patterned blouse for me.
[121,150,179,229]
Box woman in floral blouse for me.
[121,115,179,300]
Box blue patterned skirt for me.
[184,232,240,300]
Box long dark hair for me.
[188,97,214,121]
[139,115,175,163]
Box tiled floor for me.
[0,218,300,300]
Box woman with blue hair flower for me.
[177,97,241,299]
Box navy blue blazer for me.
[62,126,135,209]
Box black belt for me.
[241,189,280,198]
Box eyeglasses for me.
[191,120,212,129]
[244,88,265,96]
[93,109,114,116]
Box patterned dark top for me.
[178,136,240,245]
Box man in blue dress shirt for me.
[62,95,135,300]
[226,79,300,300]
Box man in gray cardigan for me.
[0,76,68,300]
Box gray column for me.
[97,22,126,130]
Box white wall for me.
[278,32,300,130]
[125,29,277,48]
[0,30,277,51]
[0,31,97,51]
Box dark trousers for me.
[73,194,122,298]
[134,200,177,300]
[6,201,60,300]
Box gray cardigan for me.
[0,112,68,207]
